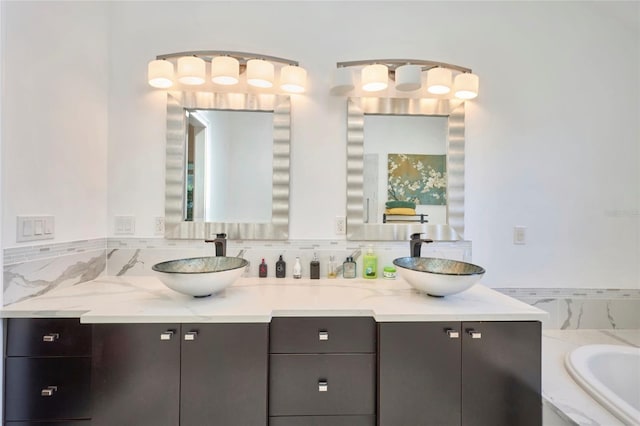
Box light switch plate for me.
[17,216,55,242]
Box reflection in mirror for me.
[347,97,465,241]
[185,109,273,223]
[165,92,290,240]
[363,115,448,225]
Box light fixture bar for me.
[157,50,299,67]
[336,59,471,74]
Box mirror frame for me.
[346,97,465,240]
[165,92,290,240]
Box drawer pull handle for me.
[184,331,198,341]
[41,386,57,397]
[42,333,59,342]
[318,380,328,392]
[446,329,459,339]
[468,330,482,339]
[318,331,329,341]
[160,331,174,341]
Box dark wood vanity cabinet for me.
[269,317,376,426]
[91,323,268,426]
[3,318,92,425]
[378,321,541,426]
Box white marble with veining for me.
[0,276,546,323]
[542,329,640,425]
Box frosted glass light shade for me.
[331,68,355,94]
[426,67,452,94]
[247,59,274,88]
[454,72,479,99]
[148,60,174,88]
[395,64,422,91]
[280,65,307,93]
[177,56,206,85]
[211,56,239,85]
[361,64,388,92]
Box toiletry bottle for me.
[259,258,268,278]
[310,253,320,279]
[363,245,378,279]
[276,255,286,278]
[327,255,337,279]
[343,256,356,279]
[293,257,302,279]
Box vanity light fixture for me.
[361,64,389,92]
[177,56,206,85]
[147,50,307,93]
[333,59,479,100]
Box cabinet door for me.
[461,321,541,426]
[180,323,268,426]
[378,322,462,426]
[91,323,180,426]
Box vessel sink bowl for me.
[393,257,485,297]
[152,256,248,297]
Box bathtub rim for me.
[565,344,640,426]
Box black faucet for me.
[410,233,433,257]
[205,233,227,257]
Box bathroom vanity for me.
[2,277,545,426]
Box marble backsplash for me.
[3,237,639,330]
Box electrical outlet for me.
[335,216,346,235]
[115,216,135,235]
[513,226,527,245]
[154,217,165,235]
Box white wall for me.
[2,2,637,290]
[1,1,109,246]
[106,1,639,289]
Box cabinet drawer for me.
[4,357,91,421]
[6,318,91,357]
[269,415,375,426]
[270,317,375,353]
[269,354,375,416]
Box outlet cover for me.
[335,216,346,235]
[154,217,165,235]
[115,216,135,235]
[513,226,527,245]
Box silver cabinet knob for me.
[160,331,174,341]
[446,329,460,339]
[42,333,59,342]
[184,331,198,341]
[41,386,57,397]
[318,380,328,392]
[318,330,329,341]
[467,330,482,339]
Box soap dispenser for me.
[363,245,378,279]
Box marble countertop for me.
[1,276,546,323]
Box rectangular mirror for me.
[165,92,290,240]
[347,97,465,241]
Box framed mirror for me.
[164,92,290,240]
[346,97,465,240]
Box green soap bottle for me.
[363,245,378,279]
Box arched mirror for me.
[164,92,290,240]
[346,97,465,240]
